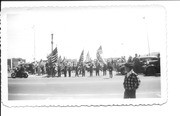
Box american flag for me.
[78,50,84,66]
[47,47,58,64]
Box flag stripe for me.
[47,47,58,64]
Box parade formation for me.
[8,46,160,79]
[7,34,161,99]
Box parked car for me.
[139,56,160,76]
[116,63,126,75]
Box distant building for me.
[7,58,26,69]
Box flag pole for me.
[51,33,53,52]
[50,33,54,77]
[143,17,150,56]
[32,25,36,62]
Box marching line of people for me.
[10,53,146,78]
[10,59,141,99]
[45,61,115,78]
[9,53,145,99]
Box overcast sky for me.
[6,6,166,62]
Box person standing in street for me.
[75,65,79,77]
[127,56,133,63]
[103,64,107,76]
[89,63,93,77]
[58,64,61,77]
[52,64,56,77]
[68,65,72,77]
[41,65,45,75]
[123,63,141,99]
[37,65,41,76]
[64,64,67,77]
[108,64,113,78]
[82,64,86,77]
[96,63,100,76]
[133,54,141,74]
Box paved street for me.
[8,72,161,100]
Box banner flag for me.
[78,50,84,66]
[96,46,105,65]
[97,45,103,54]
[58,56,62,66]
[85,51,92,63]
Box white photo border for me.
[1,4,168,107]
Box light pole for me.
[143,17,150,56]
[32,25,36,62]
[121,42,124,57]
[51,33,53,52]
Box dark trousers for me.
[109,71,113,78]
[58,69,61,77]
[75,71,79,77]
[68,71,71,77]
[90,71,93,77]
[64,71,67,77]
[52,68,56,77]
[124,89,136,99]
[82,71,85,77]
[103,70,106,76]
[96,70,99,76]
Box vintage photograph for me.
[2,5,167,106]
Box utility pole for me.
[50,33,54,77]
[32,25,36,62]
[143,17,150,56]
[51,33,53,52]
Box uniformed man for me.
[57,64,61,77]
[89,63,93,77]
[19,65,25,73]
[64,64,67,77]
[68,65,72,77]
[37,65,41,76]
[75,65,79,77]
[96,63,100,76]
[47,65,51,77]
[108,63,113,78]
[41,66,45,75]
[82,64,86,77]
[52,64,56,77]
[103,64,107,76]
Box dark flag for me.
[47,47,58,64]
[78,50,84,66]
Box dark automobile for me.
[139,56,160,76]
[116,63,126,75]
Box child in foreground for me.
[123,63,141,99]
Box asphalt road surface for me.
[8,72,161,100]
